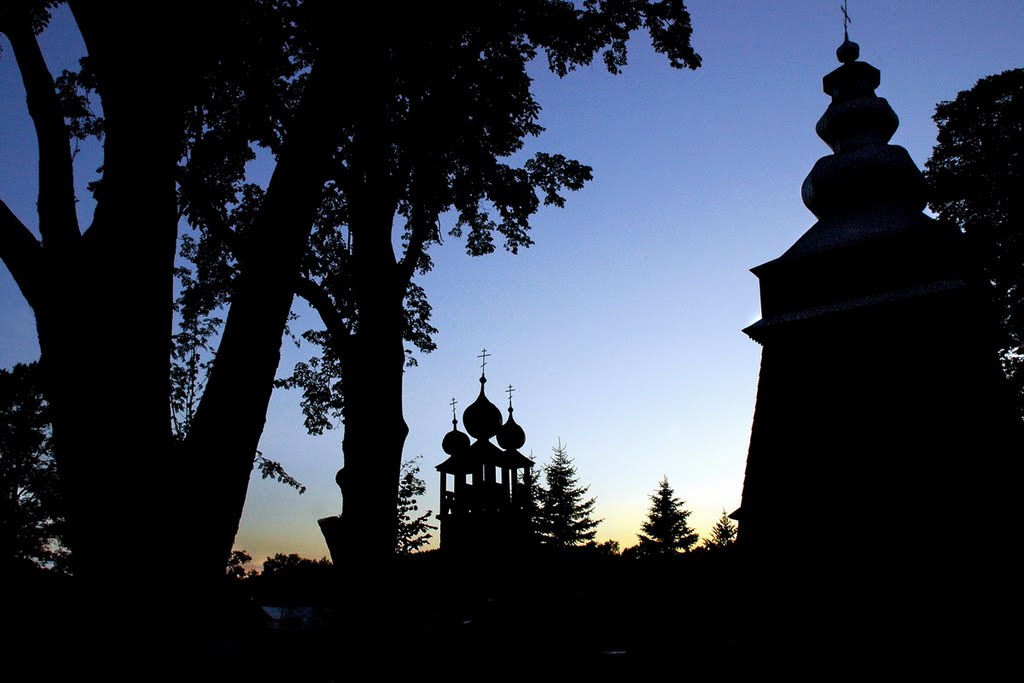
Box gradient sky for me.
[2,2,1022,563]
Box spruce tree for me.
[636,476,698,554]
[536,440,601,548]
[702,508,738,550]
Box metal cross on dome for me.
[449,397,458,420]
[506,384,515,408]
[841,1,852,39]
[477,348,490,376]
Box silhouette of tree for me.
[395,457,435,555]
[254,553,334,608]
[635,476,697,555]
[0,4,312,642]
[261,552,331,574]
[225,548,256,581]
[925,68,1024,417]
[0,2,699,659]
[268,3,702,568]
[0,362,66,569]
[171,279,305,494]
[588,539,621,556]
[701,509,737,550]
[536,440,601,548]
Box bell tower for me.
[736,28,1019,658]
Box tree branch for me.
[295,275,351,357]
[66,1,109,62]
[0,200,45,309]
[398,206,432,289]
[3,15,80,246]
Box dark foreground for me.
[9,547,1012,679]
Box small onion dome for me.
[442,420,470,455]
[836,38,859,64]
[463,376,502,440]
[496,408,526,451]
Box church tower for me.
[436,352,535,553]
[736,30,1018,656]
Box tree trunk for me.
[319,124,410,655]
[320,262,408,665]
[2,6,346,666]
[334,299,409,563]
[23,7,187,664]
[183,50,345,581]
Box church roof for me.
[439,357,533,471]
[790,38,927,260]
[463,375,503,440]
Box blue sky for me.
[2,2,1022,562]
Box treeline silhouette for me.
[209,448,740,677]
[219,543,742,677]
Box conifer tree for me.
[536,440,601,548]
[636,476,698,555]
[702,508,737,550]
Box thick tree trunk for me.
[183,52,345,581]
[2,6,345,666]
[319,46,408,567]
[321,258,408,665]
[333,299,409,563]
[16,6,188,664]
[319,111,410,652]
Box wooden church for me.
[436,353,535,553]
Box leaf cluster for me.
[0,362,67,568]
[0,1,63,39]
[251,552,334,606]
[925,68,1024,415]
[255,450,306,494]
[395,457,436,555]
[225,548,257,580]
[261,552,331,575]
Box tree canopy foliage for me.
[535,440,601,548]
[225,548,256,581]
[0,362,66,569]
[925,68,1024,414]
[0,2,700,661]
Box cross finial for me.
[841,1,852,40]
[449,397,458,421]
[506,384,515,409]
[477,348,490,376]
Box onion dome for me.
[801,41,926,220]
[463,375,502,440]
[836,37,859,64]
[442,407,470,456]
[496,406,526,451]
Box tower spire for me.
[836,1,859,64]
